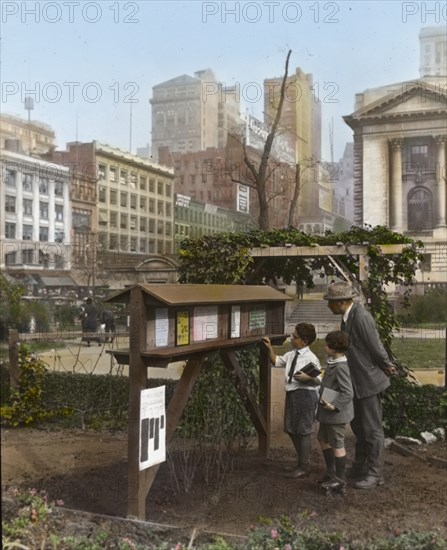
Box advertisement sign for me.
[139,386,166,470]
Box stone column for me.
[389,138,403,232]
[434,135,446,227]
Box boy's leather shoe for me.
[284,467,311,478]
[353,475,384,489]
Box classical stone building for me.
[344,75,446,288]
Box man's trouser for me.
[350,394,384,478]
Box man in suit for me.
[324,281,396,489]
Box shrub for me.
[382,374,446,438]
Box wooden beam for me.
[220,349,268,455]
[249,244,404,257]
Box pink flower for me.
[56,499,65,506]
[284,545,292,550]
[310,511,318,519]
[174,544,183,550]
[270,528,279,539]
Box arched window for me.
[408,187,432,231]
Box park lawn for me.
[274,338,444,371]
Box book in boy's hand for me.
[299,362,321,378]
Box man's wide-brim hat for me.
[323,281,358,301]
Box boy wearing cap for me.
[263,323,321,478]
[324,281,396,489]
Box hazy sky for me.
[1,1,441,161]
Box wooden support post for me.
[258,343,271,457]
[8,329,20,390]
[127,286,148,520]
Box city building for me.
[0,113,56,155]
[47,141,176,288]
[264,67,322,223]
[1,139,72,284]
[150,69,241,161]
[343,26,447,291]
[331,143,354,224]
[174,193,253,249]
[159,136,297,230]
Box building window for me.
[39,178,49,194]
[55,205,64,221]
[130,172,138,188]
[23,174,33,191]
[139,218,146,232]
[110,212,117,228]
[23,225,33,240]
[5,252,17,265]
[157,220,164,235]
[120,235,128,250]
[408,187,432,231]
[39,226,49,241]
[149,178,155,193]
[140,239,147,253]
[410,145,429,170]
[98,164,106,179]
[5,222,16,238]
[110,189,117,205]
[110,234,118,250]
[22,249,34,264]
[165,222,172,236]
[130,216,137,231]
[98,210,108,226]
[23,198,33,215]
[55,181,64,196]
[140,176,147,191]
[5,169,16,187]
[166,182,172,196]
[157,181,164,195]
[40,202,49,219]
[149,198,155,213]
[130,195,137,209]
[140,197,146,211]
[157,201,164,216]
[120,192,127,208]
[120,213,128,229]
[149,239,156,253]
[120,170,128,185]
[5,195,16,213]
[39,251,49,267]
[99,186,107,202]
[110,167,117,182]
[55,230,65,243]
[166,204,172,217]
[130,237,137,251]
[149,219,155,233]
[190,175,196,185]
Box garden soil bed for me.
[2,427,447,546]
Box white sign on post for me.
[139,386,166,470]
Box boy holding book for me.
[317,331,354,490]
[263,323,321,478]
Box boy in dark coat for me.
[317,331,354,490]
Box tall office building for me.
[264,67,322,220]
[150,70,240,161]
